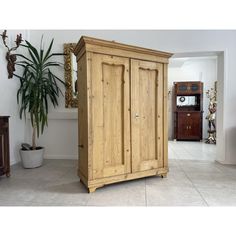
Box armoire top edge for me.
[74,35,173,59]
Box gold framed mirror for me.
[64,43,78,108]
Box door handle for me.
[189,126,191,130]
[187,113,191,117]
[135,113,139,119]
[78,144,84,148]
[186,126,189,130]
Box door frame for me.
[169,51,226,163]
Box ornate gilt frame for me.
[64,43,78,108]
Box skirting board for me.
[44,155,77,160]
[10,155,77,166]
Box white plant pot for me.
[20,147,45,169]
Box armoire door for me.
[131,59,164,172]
[90,53,131,179]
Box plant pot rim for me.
[20,146,44,151]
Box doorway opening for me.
[168,51,225,163]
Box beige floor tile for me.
[198,187,236,206]
[0,142,226,207]
[146,186,207,206]
[186,172,236,189]
[146,171,193,188]
[86,179,146,206]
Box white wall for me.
[12,30,236,164]
[0,30,29,165]
[24,111,78,160]
[168,57,217,139]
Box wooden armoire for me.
[173,81,203,141]
[74,36,172,193]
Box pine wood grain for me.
[74,36,172,193]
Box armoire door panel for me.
[103,63,124,167]
[131,59,163,172]
[90,54,131,179]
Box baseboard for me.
[10,159,21,166]
[44,154,77,160]
[215,159,236,165]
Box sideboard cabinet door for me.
[90,53,131,179]
[0,130,5,175]
[131,59,164,172]
[0,116,10,177]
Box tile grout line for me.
[189,180,209,206]
[178,164,209,207]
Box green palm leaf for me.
[14,37,66,149]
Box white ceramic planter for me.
[20,147,45,168]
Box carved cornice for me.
[74,36,173,58]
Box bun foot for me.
[88,187,97,193]
[161,173,167,178]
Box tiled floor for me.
[1,141,236,206]
[168,140,217,161]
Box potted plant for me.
[15,38,66,168]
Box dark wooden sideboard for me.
[0,116,10,177]
[173,82,203,141]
